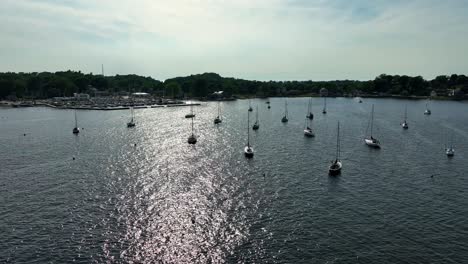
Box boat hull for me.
[185,114,195,118]
[365,138,380,148]
[72,127,80,134]
[329,161,342,176]
[446,148,455,157]
[402,123,408,129]
[244,146,254,158]
[304,129,314,137]
[214,118,222,124]
[188,135,197,144]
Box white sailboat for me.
[281,99,289,123]
[364,104,381,148]
[304,100,314,137]
[244,110,254,158]
[214,101,222,124]
[252,105,259,130]
[127,107,136,127]
[424,102,431,115]
[446,132,455,157]
[72,110,80,134]
[401,106,408,129]
[329,122,342,176]
[306,97,314,120]
[304,118,314,137]
[322,97,327,114]
[187,116,197,144]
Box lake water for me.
[1,98,468,263]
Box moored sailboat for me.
[127,107,136,127]
[72,110,80,134]
[401,106,408,129]
[322,97,327,114]
[281,99,289,123]
[424,102,431,115]
[187,116,197,144]
[244,110,254,158]
[364,104,380,148]
[306,97,314,120]
[446,132,455,157]
[214,101,222,124]
[329,122,342,176]
[185,101,195,118]
[252,105,259,130]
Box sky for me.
[1,0,468,81]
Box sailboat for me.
[329,122,342,176]
[248,99,253,112]
[72,110,80,134]
[446,132,455,157]
[306,97,314,120]
[281,99,289,122]
[364,104,381,148]
[244,110,254,158]
[304,100,314,137]
[401,106,408,129]
[187,116,197,144]
[127,107,136,127]
[252,105,259,130]
[322,97,327,114]
[304,118,314,137]
[424,102,431,115]
[185,101,195,118]
[214,101,222,124]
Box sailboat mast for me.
[247,111,250,147]
[74,110,78,127]
[370,104,374,137]
[191,117,194,136]
[256,105,258,122]
[336,122,340,160]
[285,100,288,117]
[404,106,407,122]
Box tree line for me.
[1,71,467,100]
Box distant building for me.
[320,88,329,97]
[430,90,437,97]
[74,93,90,100]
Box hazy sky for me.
[1,0,468,81]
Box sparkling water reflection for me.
[1,98,468,263]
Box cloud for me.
[0,0,468,80]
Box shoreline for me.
[1,95,465,111]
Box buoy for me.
[72,157,75,160]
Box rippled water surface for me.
[1,98,468,263]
